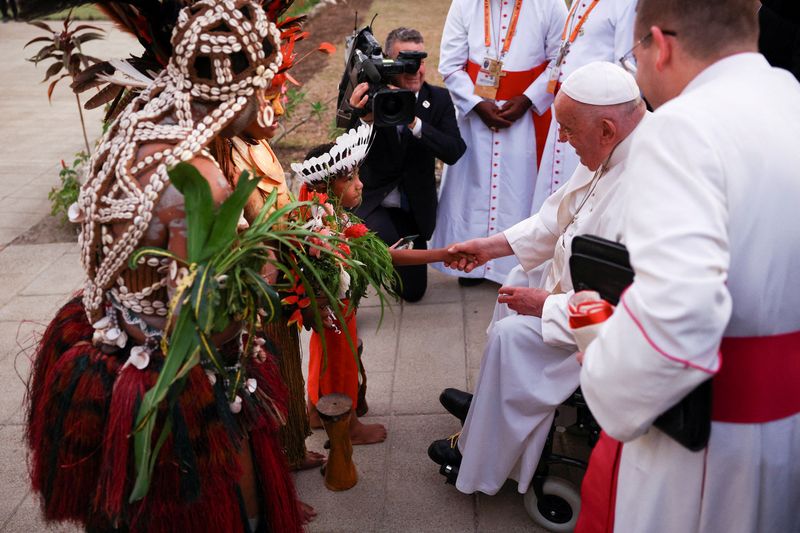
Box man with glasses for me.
[427,62,647,500]
[531,0,638,217]
[577,0,800,531]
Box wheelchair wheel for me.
[523,476,580,532]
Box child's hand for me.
[443,249,479,270]
[443,241,486,272]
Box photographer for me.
[349,27,466,302]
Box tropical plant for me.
[128,163,397,501]
[282,87,307,120]
[49,151,88,223]
[24,12,105,153]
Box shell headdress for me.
[77,0,283,321]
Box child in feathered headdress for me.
[291,124,472,444]
[291,123,389,443]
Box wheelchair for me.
[439,388,600,533]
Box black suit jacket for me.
[355,82,466,240]
[760,0,800,81]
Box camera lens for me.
[372,89,416,127]
[381,95,403,115]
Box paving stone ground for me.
[0,19,585,533]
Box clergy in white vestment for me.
[576,1,800,532]
[426,62,647,500]
[430,0,567,284]
[531,0,638,216]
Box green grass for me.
[42,5,106,20]
[285,0,322,18]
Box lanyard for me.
[483,0,524,58]
[561,0,601,44]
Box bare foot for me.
[292,449,326,471]
[300,501,317,524]
[349,412,387,445]
[308,401,323,429]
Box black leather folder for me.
[569,234,711,451]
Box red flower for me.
[344,223,369,239]
[318,42,337,55]
[288,308,304,328]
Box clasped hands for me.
[473,95,532,131]
[444,238,549,317]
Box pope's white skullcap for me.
[560,61,640,105]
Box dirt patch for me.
[12,214,79,245]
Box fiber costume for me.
[22,0,304,530]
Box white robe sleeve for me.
[612,0,637,66]
[540,292,575,348]
[579,113,731,442]
[503,178,568,272]
[523,1,568,113]
[439,0,484,117]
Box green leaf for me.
[72,24,104,33]
[189,263,219,331]
[168,162,215,263]
[243,267,281,323]
[27,21,53,32]
[196,329,226,374]
[24,36,54,48]
[130,308,199,502]
[43,61,64,82]
[75,32,104,44]
[29,44,56,63]
[203,170,261,258]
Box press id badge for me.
[547,42,570,94]
[474,56,503,100]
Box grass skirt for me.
[26,296,303,532]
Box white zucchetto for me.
[560,61,640,105]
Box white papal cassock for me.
[531,0,637,216]
[431,0,566,283]
[456,115,647,495]
[579,54,800,533]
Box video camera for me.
[336,26,427,128]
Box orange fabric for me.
[307,309,360,409]
[466,60,551,166]
[575,431,622,533]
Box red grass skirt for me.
[26,296,303,532]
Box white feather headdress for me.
[291,123,373,185]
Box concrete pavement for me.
[0,19,578,533]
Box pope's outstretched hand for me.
[445,239,490,272]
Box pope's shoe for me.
[439,388,473,424]
[427,432,463,467]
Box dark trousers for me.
[760,4,800,81]
[362,205,428,302]
[0,0,17,19]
